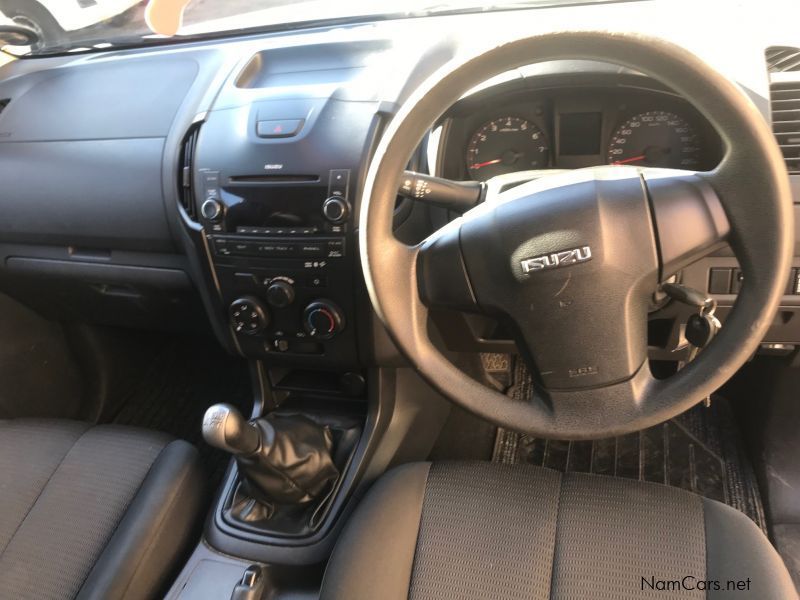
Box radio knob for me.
[322,196,350,224]
[201,198,223,221]
[229,297,269,335]
[303,300,344,339]
[265,280,295,308]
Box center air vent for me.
[766,47,800,73]
[769,81,800,174]
[178,123,202,221]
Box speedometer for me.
[466,117,549,181]
[607,111,701,169]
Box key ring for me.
[701,297,717,317]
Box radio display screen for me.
[221,184,329,232]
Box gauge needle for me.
[612,154,646,165]
[469,158,502,169]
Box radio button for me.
[231,241,255,255]
[298,243,325,257]
[255,243,296,257]
[329,170,350,196]
[327,239,345,258]
[324,223,345,234]
[213,238,231,256]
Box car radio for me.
[198,168,358,366]
[198,168,350,236]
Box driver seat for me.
[321,462,797,599]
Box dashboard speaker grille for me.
[769,81,800,174]
[178,123,201,221]
[766,46,800,73]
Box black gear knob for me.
[202,404,261,456]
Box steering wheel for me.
[360,31,794,439]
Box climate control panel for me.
[217,261,355,364]
[228,295,345,341]
[201,169,358,366]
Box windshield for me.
[0,0,622,57]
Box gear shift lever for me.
[202,404,339,509]
[202,404,260,456]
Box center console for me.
[198,166,358,366]
[171,40,397,571]
[165,37,459,598]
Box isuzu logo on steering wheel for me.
[520,246,593,273]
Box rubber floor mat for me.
[110,335,252,486]
[493,359,767,532]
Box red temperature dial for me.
[303,300,344,339]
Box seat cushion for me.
[321,461,798,600]
[0,419,206,600]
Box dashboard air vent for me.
[769,81,800,174]
[178,123,201,221]
[766,47,800,73]
[0,99,9,116]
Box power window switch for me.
[708,268,732,295]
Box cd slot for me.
[228,174,320,184]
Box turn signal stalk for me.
[398,171,484,212]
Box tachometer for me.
[607,111,701,169]
[466,117,549,181]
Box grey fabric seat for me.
[321,461,798,599]
[0,419,206,600]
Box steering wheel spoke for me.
[643,169,730,279]
[417,220,480,312]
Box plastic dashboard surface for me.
[0,56,200,251]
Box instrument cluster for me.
[437,78,723,182]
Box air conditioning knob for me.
[322,196,350,224]
[229,297,269,335]
[265,280,295,308]
[303,300,344,339]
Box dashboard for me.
[436,75,723,181]
[2,0,800,568]
[0,0,799,374]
